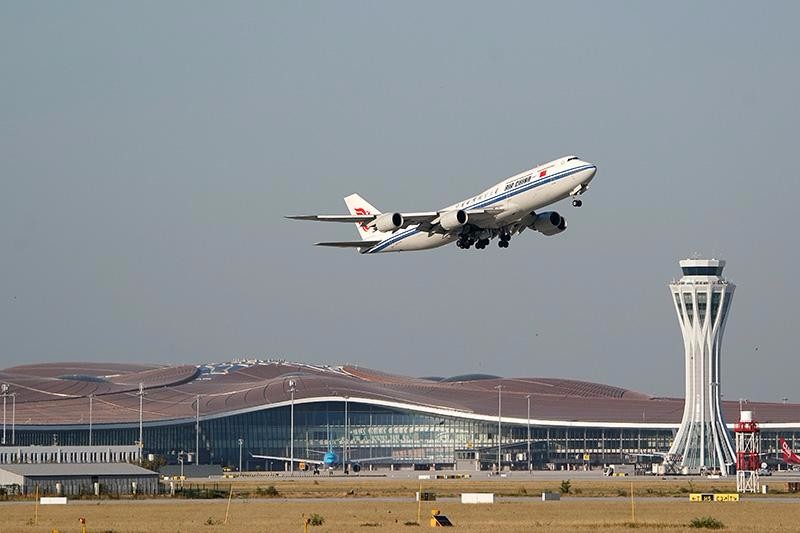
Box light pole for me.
[526,394,531,474]
[495,385,502,474]
[178,451,185,487]
[10,392,15,445]
[238,438,244,475]
[288,380,296,476]
[344,396,349,472]
[195,395,201,465]
[137,383,144,463]
[1,383,8,445]
[89,394,94,446]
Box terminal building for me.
[1,360,799,471]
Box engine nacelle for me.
[373,212,404,232]
[439,210,468,231]
[531,211,567,236]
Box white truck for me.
[603,464,635,476]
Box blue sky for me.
[2,1,799,401]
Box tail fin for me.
[344,193,391,241]
[780,438,800,464]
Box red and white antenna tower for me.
[735,410,760,493]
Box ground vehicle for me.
[603,464,635,476]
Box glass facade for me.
[9,401,800,470]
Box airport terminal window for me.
[16,403,791,468]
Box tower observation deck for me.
[667,259,736,475]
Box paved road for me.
[2,495,800,506]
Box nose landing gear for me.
[572,199,582,207]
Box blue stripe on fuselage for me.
[366,165,592,253]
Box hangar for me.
[0,463,159,496]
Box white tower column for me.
[667,259,736,475]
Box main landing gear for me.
[460,237,490,249]
[498,232,511,248]
[457,230,511,250]
[456,236,474,249]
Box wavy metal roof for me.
[1,360,798,429]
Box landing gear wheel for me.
[498,240,509,248]
[572,199,582,207]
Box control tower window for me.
[682,266,723,276]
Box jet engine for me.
[439,210,468,231]
[531,211,567,236]
[373,212,404,232]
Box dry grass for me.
[172,477,745,499]
[1,478,799,532]
[3,499,800,533]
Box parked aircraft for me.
[288,155,597,253]
[780,438,800,465]
[252,444,391,473]
[252,447,339,472]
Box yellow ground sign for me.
[690,493,739,502]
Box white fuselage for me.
[365,157,597,253]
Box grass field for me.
[2,477,799,532]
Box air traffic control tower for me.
[667,259,736,475]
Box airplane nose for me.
[584,164,597,183]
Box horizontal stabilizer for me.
[315,240,382,248]
[286,214,374,223]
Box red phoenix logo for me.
[354,207,373,232]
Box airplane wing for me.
[287,212,439,230]
[250,453,325,465]
[416,208,504,234]
[314,240,382,248]
[289,208,504,234]
[349,456,397,464]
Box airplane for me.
[252,447,339,472]
[780,438,800,465]
[252,443,394,473]
[287,155,597,253]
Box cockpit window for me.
[567,156,579,162]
